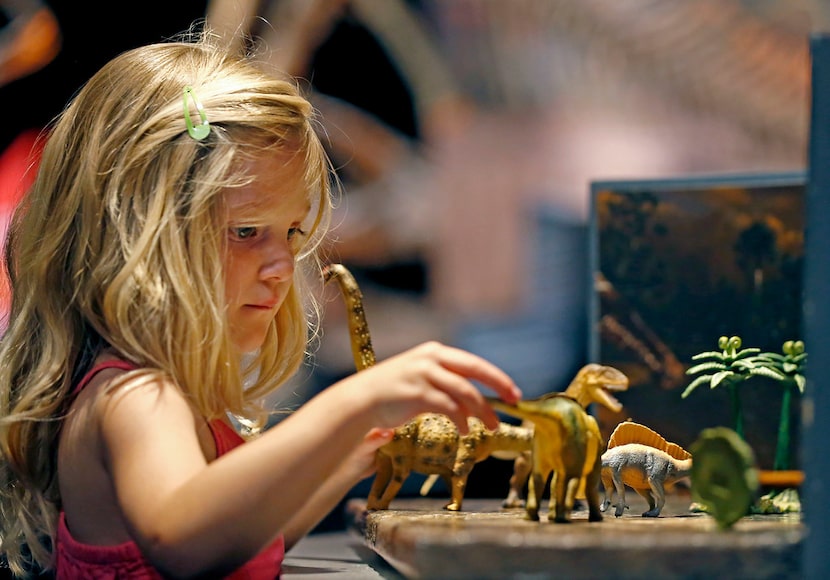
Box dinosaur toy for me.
[417,362,628,503]
[324,263,533,511]
[600,421,692,517]
[487,394,604,523]
[501,364,629,508]
[368,413,533,511]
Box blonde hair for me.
[0,32,334,575]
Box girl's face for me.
[221,150,311,353]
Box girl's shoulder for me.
[68,351,196,441]
[74,350,180,398]
[58,352,207,548]
[73,356,138,396]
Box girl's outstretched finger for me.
[424,342,522,403]
[365,428,395,447]
[425,364,500,430]
[415,385,470,433]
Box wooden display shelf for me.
[346,495,803,579]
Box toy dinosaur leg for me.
[550,475,578,523]
[441,474,453,495]
[612,470,628,518]
[445,450,478,511]
[446,474,469,512]
[634,488,656,515]
[547,471,570,523]
[585,457,604,522]
[526,471,544,521]
[503,452,531,508]
[642,479,665,517]
[600,470,614,512]
[374,467,411,510]
[367,455,394,510]
[547,471,560,522]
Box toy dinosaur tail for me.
[420,474,440,496]
[323,264,376,371]
[486,396,565,424]
[486,397,529,422]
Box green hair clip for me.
[183,86,211,141]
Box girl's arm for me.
[101,372,382,578]
[280,427,393,550]
[100,341,519,578]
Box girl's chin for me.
[231,335,267,354]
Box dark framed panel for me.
[589,172,806,469]
[803,33,830,580]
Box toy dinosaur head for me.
[563,364,629,413]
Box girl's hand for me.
[338,341,521,434]
[339,428,395,483]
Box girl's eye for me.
[231,226,258,240]
[288,227,306,241]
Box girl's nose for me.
[260,240,295,281]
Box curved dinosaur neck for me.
[324,264,376,371]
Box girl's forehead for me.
[221,152,311,215]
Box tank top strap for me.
[208,419,246,456]
[72,360,137,396]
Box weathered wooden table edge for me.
[345,496,804,579]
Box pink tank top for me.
[56,360,285,579]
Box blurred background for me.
[211,0,822,409]
[1,0,826,512]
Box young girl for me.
[0,32,521,579]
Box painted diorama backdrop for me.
[590,172,806,470]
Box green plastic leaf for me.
[682,374,713,398]
[795,374,806,394]
[710,370,735,389]
[691,351,725,361]
[748,366,786,381]
[733,348,762,360]
[687,361,727,375]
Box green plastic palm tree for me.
[753,340,806,471]
[682,336,777,437]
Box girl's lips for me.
[246,302,278,310]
